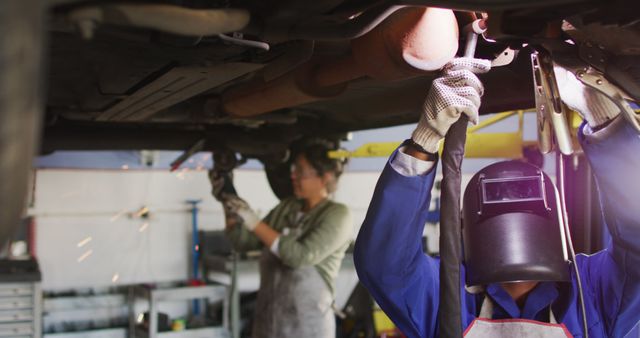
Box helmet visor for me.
[482,176,544,203]
[479,175,549,215]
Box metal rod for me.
[557,153,590,338]
[218,33,270,51]
[187,199,202,316]
[464,32,478,58]
[463,19,486,58]
[170,139,205,172]
[231,252,240,338]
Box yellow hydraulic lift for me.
[329,110,532,160]
[329,109,586,160]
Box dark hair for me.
[296,143,347,193]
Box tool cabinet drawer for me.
[0,322,32,337]
[0,310,33,323]
[0,285,32,298]
[0,298,32,311]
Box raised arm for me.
[355,57,491,337]
[578,116,640,337]
[556,64,640,336]
[354,151,440,337]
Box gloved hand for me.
[225,196,260,231]
[554,66,620,129]
[412,57,491,153]
[208,169,237,201]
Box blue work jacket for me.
[354,117,640,338]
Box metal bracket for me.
[170,139,205,172]
[574,67,640,132]
[578,42,608,73]
[572,42,640,131]
[491,47,517,68]
[531,50,573,155]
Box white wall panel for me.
[33,169,279,291]
[33,167,465,291]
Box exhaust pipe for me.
[221,7,458,117]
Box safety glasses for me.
[290,164,318,180]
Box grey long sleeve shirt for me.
[227,197,353,295]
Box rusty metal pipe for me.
[222,63,347,117]
[352,6,459,80]
[312,57,362,88]
[222,7,458,117]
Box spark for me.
[77,236,92,248]
[133,206,149,218]
[77,250,93,262]
[175,167,189,180]
[139,222,149,233]
[110,209,127,222]
[111,273,120,283]
[121,164,129,170]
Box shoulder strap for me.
[549,306,558,324]
[478,295,494,319]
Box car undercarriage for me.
[1,0,638,243]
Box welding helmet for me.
[462,161,570,286]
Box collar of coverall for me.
[485,282,559,319]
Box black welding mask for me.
[462,161,571,286]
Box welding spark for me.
[176,167,189,180]
[133,207,149,218]
[139,222,149,233]
[112,273,120,283]
[77,250,93,262]
[121,165,129,170]
[77,236,92,248]
[110,209,127,222]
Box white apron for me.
[463,296,573,338]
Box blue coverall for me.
[354,116,640,338]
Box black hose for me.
[437,116,468,338]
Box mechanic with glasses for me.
[209,143,352,338]
[354,57,640,337]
